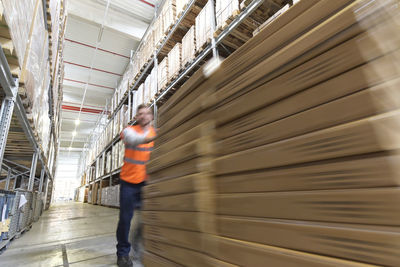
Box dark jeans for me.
[116,180,145,257]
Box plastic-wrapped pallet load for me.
[161,0,177,34]
[168,43,182,80]
[182,26,196,67]
[215,0,239,31]
[137,84,145,106]
[195,1,213,52]
[176,0,190,17]
[144,74,152,104]
[1,0,36,67]
[158,57,169,92]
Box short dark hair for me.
[137,104,153,114]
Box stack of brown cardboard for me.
[207,0,400,266]
[142,67,234,266]
[141,0,400,265]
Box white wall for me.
[54,151,82,201]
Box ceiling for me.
[60,0,159,151]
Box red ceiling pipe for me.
[139,0,155,7]
[64,61,122,76]
[62,105,104,114]
[64,78,115,90]
[65,38,130,59]
[62,101,104,109]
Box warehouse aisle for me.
[1,203,121,266]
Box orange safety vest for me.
[120,125,156,184]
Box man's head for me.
[136,104,153,127]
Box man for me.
[116,104,156,267]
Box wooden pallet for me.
[195,38,211,56]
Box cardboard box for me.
[168,43,181,79]
[216,111,400,175]
[158,57,169,91]
[217,216,400,266]
[217,187,400,226]
[195,1,213,51]
[182,25,196,67]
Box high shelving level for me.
[77,0,292,205]
[0,0,65,251]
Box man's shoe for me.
[117,255,133,267]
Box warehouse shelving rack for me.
[0,45,53,211]
[79,0,288,204]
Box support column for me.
[39,168,45,193]
[28,152,38,191]
[5,167,11,190]
[0,96,16,167]
[209,0,219,58]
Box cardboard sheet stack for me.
[208,0,400,266]
[142,0,400,266]
[142,68,235,266]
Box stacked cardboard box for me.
[182,26,196,67]
[195,1,213,52]
[176,0,190,17]
[157,57,169,92]
[142,66,232,266]
[143,75,152,103]
[153,18,164,49]
[215,0,239,30]
[167,43,182,80]
[141,0,400,265]
[208,0,400,266]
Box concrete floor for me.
[0,202,128,266]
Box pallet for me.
[195,38,211,56]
